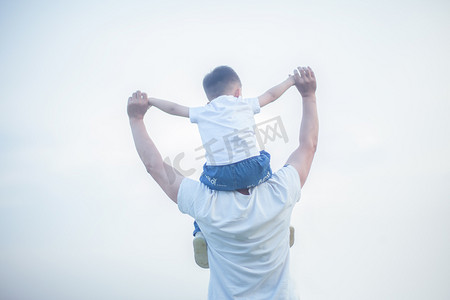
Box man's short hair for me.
[203,66,242,101]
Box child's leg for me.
[193,220,201,236]
[192,221,209,268]
[289,226,295,247]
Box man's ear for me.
[233,87,242,98]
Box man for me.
[127,66,318,299]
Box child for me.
[148,66,295,268]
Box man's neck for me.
[236,188,250,195]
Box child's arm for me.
[258,75,295,108]
[148,97,189,118]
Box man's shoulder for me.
[272,165,299,182]
[177,178,211,215]
[262,165,301,202]
[178,177,205,198]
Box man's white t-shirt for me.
[178,165,301,299]
[189,95,261,166]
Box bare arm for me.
[258,75,295,108]
[148,97,189,118]
[286,67,318,187]
[128,91,185,203]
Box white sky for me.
[1,0,449,299]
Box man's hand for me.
[293,66,316,98]
[127,90,151,120]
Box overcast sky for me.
[1,0,449,299]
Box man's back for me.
[178,165,301,299]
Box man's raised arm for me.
[286,67,319,187]
[127,90,184,203]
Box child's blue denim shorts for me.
[199,150,272,191]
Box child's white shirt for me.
[189,95,261,166]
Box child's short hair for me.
[203,66,242,101]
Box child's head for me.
[203,66,242,101]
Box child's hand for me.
[288,74,296,86]
[293,66,316,98]
[127,90,151,120]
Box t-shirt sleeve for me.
[177,178,203,218]
[189,107,203,123]
[246,97,260,114]
[276,164,302,205]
